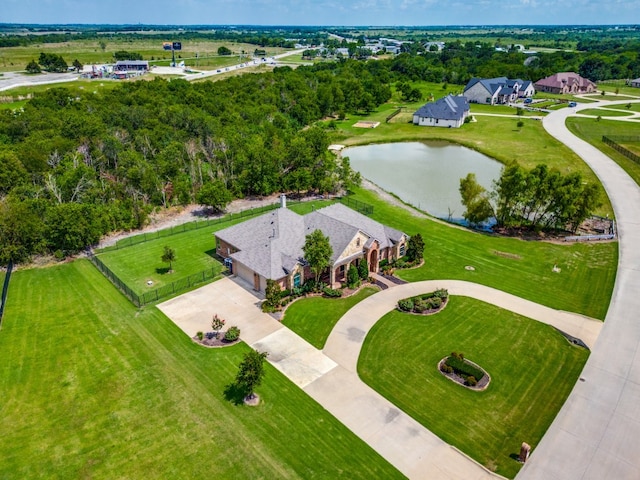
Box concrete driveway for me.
[517,100,640,480]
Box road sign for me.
[172,42,182,51]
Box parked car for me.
[524,98,533,104]
[568,102,577,107]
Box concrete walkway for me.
[517,100,640,479]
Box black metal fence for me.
[88,253,220,307]
[602,136,640,165]
[0,260,14,325]
[339,196,374,215]
[97,202,294,253]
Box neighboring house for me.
[630,78,640,88]
[463,77,535,104]
[534,72,597,94]
[215,197,408,292]
[412,94,470,128]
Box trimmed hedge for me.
[445,352,485,381]
[397,289,448,313]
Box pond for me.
[344,141,503,223]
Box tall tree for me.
[302,229,333,283]
[459,173,494,225]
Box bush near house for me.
[397,289,448,313]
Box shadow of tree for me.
[223,382,248,405]
[155,266,170,275]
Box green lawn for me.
[282,286,379,349]
[601,103,640,113]
[566,117,640,187]
[358,296,589,478]
[0,261,403,479]
[469,103,545,116]
[97,200,334,297]
[578,108,635,117]
[349,187,617,319]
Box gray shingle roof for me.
[215,202,406,281]
[414,94,469,121]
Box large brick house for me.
[214,197,408,292]
[534,72,597,94]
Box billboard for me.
[172,42,182,51]
[163,42,172,51]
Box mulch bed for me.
[437,358,491,391]
[192,335,239,348]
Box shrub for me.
[413,299,429,313]
[465,376,478,387]
[434,289,448,300]
[323,286,343,298]
[358,259,369,280]
[265,279,282,308]
[429,297,442,309]
[445,353,485,381]
[398,298,414,312]
[440,363,453,374]
[262,302,277,313]
[224,326,240,342]
[292,286,303,297]
[196,331,203,340]
[347,264,360,288]
[379,259,389,269]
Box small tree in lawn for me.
[211,314,225,338]
[406,233,425,264]
[25,60,41,74]
[234,349,268,401]
[302,229,333,284]
[161,246,176,273]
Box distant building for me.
[114,60,149,72]
[534,72,597,94]
[630,78,640,88]
[463,77,535,105]
[412,94,470,128]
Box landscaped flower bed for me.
[439,352,490,390]
[397,288,448,314]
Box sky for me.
[2,0,639,26]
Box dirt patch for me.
[353,121,380,128]
[493,250,522,260]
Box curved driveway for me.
[517,100,640,479]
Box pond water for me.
[344,141,503,222]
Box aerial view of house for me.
[215,197,407,292]
[412,94,470,128]
[463,77,535,104]
[534,72,597,94]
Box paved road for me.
[517,100,640,479]
[0,71,79,92]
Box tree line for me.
[459,164,602,232]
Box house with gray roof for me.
[630,78,640,88]
[463,77,535,105]
[214,196,407,292]
[412,94,470,128]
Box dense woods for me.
[0,60,393,263]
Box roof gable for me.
[414,94,469,121]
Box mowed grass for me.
[578,108,635,117]
[282,286,379,349]
[349,187,617,319]
[358,296,589,478]
[566,117,640,187]
[97,200,334,296]
[0,261,403,479]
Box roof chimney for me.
[280,194,287,209]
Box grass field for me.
[469,103,546,116]
[566,117,640,187]
[97,200,334,297]
[578,108,635,117]
[0,38,290,73]
[349,187,617,319]
[0,261,403,479]
[602,103,640,113]
[282,286,379,349]
[358,295,589,478]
